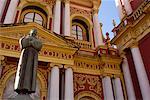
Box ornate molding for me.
[92,8,98,15]
[74,73,103,98]
[70,7,92,19]
[0,56,5,66]
[63,0,70,3]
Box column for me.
[123,0,132,15]
[65,68,74,100]
[50,67,59,100]
[4,0,19,24]
[131,46,150,100]
[47,69,51,100]
[115,0,124,20]
[114,78,124,100]
[64,0,70,36]
[0,0,7,23]
[102,76,114,100]
[92,8,104,47]
[53,0,61,34]
[0,65,2,78]
[122,57,136,100]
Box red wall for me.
[139,32,150,83]
[125,49,142,99]
[130,0,144,11]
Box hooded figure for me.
[14,29,42,94]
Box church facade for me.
[0,0,149,100]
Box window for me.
[21,6,47,27]
[24,12,43,25]
[72,25,83,40]
[72,19,89,41]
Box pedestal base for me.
[13,94,32,100]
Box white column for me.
[65,68,74,100]
[131,46,150,100]
[102,76,114,100]
[93,9,104,47]
[115,0,124,20]
[0,61,3,78]
[47,70,51,100]
[102,78,106,99]
[122,57,136,100]
[114,78,124,100]
[0,0,7,22]
[123,0,132,15]
[4,0,19,24]
[64,0,70,36]
[50,67,59,100]
[53,0,61,34]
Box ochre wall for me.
[139,33,150,83]
[125,49,142,99]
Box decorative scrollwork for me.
[74,73,103,98]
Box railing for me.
[112,1,149,36]
[74,39,92,49]
[132,1,149,20]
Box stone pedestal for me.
[13,94,32,100]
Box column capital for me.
[64,64,73,69]
[50,63,63,68]
[63,0,70,3]
[92,8,98,15]
[113,74,121,79]
[56,0,62,2]
[120,51,126,57]
[130,42,139,48]
[0,55,5,65]
[102,74,112,78]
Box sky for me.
[98,0,120,39]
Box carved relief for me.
[74,73,103,98]
[0,42,73,60]
[74,60,102,70]
[70,7,92,19]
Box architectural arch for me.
[70,14,93,44]
[16,0,52,28]
[75,91,101,100]
[18,0,51,15]
[0,66,47,99]
[70,14,93,27]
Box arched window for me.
[72,19,89,41]
[24,12,43,25]
[21,6,47,27]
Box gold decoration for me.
[70,7,92,20]
[74,73,103,98]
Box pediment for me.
[0,23,77,49]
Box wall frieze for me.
[74,73,103,98]
[70,7,92,19]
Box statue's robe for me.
[14,35,42,94]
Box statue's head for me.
[29,29,37,37]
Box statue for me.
[14,29,42,95]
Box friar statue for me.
[14,29,42,94]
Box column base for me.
[13,94,32,100]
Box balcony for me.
[112,1,149,36]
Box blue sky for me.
[98,0,120,39]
